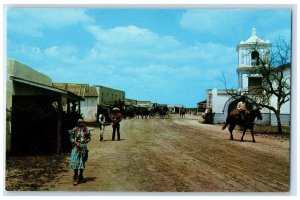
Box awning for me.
[11,76,67,94]
[10,76,84,101]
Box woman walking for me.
[69,119,91,186]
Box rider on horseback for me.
[237,95,247,127]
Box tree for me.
[225,38,291,134]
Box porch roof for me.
[11,76,84,101]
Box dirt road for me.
[41,116,290,192]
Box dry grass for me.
[254,124,290,138]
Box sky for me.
[5,7,292,107]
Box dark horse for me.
[222,108,262,142]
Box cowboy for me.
[69,119,91,186]
[237,96,247,122]
[111,107,122,141]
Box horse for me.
[159,107,169,118]
[179,107,186,119]
[140,107,150,119]
[123,106,136,119]
[222,108,262,142]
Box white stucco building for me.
[53,83,99,122]
[207,28,290,126]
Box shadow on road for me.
[227,138,256,143]
[99,139,126,142]
[84,177,97,183]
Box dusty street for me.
[41,116,290,192]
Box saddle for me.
[230,109,250,127]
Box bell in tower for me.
[251,50,260,66]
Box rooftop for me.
[53,83,98,97]
[239,28,270,45]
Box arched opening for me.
[251,50,260,66]
[222,97,237,117]
[227,99,240,114]
[225,97,254,115]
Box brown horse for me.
[222,108,262,142]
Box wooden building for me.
[6,59,83,154]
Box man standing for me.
[111,107,122,141]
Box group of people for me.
[68,97,249,186]
[69,107,122,186]
[99,107,122,141]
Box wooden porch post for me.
[56,98,63,153]
[67,99,70,114]
[78,100,81,114]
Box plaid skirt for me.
[69,144,88,170]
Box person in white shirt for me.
[98,112,106,141]
[237,96,247,121]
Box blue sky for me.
[6,7,291,107]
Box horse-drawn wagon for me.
[150,103,170,119]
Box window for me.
[251,51,259,66]
[248,77,262,94]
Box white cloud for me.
[87,25,155,43]
[7,8,93,37]
[8,21,237,89]
[6,9,292,106]
[85,24,235,69]
[87,25,180,49]
[7,21,238,106]
[85,25,185,68]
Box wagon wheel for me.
[165,112,170,118]
[155,112,160,118]
[149,113,155,119]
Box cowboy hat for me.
[113,107,120,111]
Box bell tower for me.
[236,28,271,91]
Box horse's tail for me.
[222,117,229,130]
[222,123,228,130]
